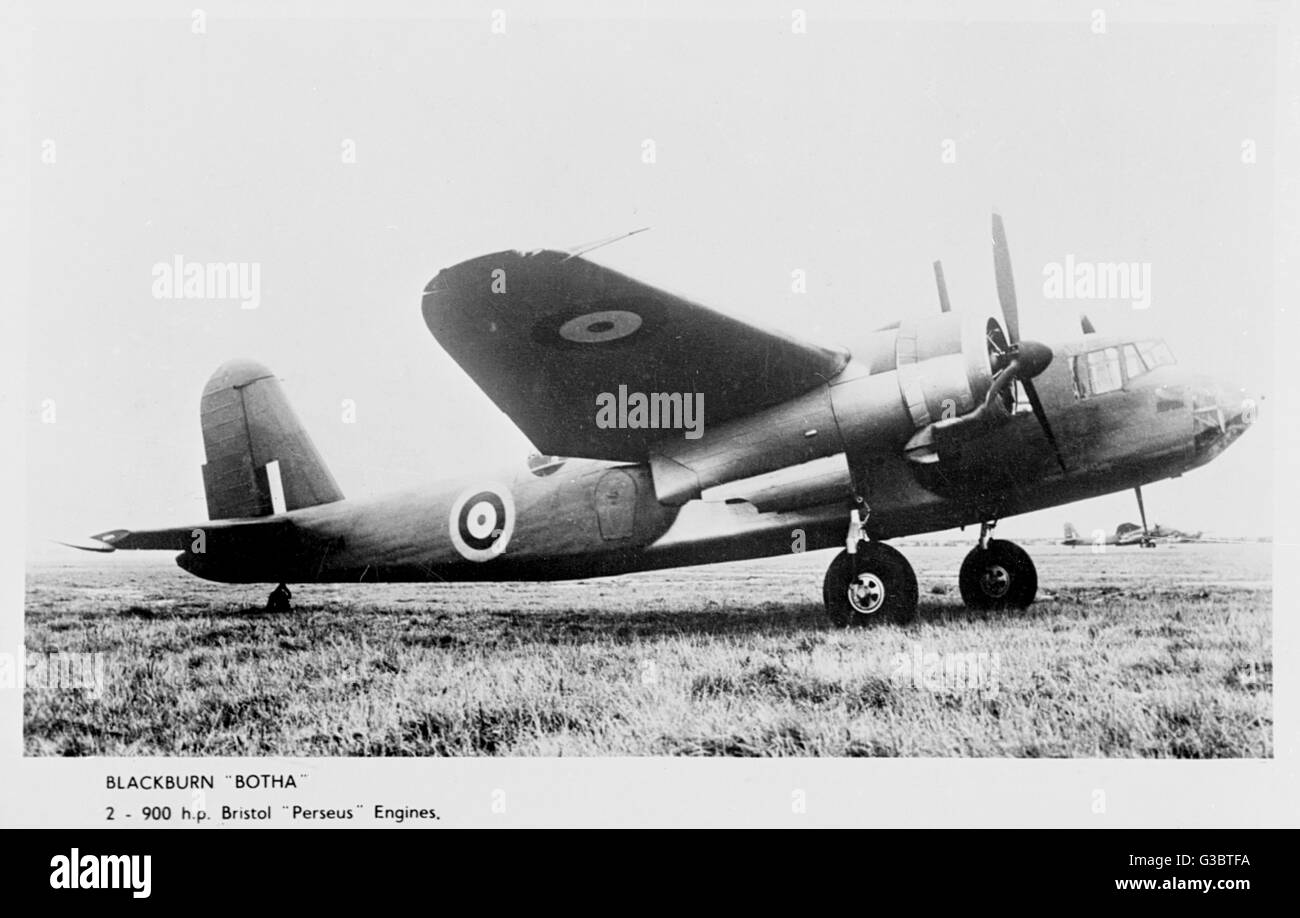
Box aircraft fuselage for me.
[177,339,1254,585]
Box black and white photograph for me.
[2,0,1296,849]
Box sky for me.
[20,2,1279,558]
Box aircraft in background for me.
[66,214,1258,625]
[1062,521,1204,548]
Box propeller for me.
[990,212,1068,472]
[933,260,951,313]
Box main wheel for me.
[959,539,1037,610]
[823,543,918,627]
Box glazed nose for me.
[1190,379,1258,436]
[1213,383,1261,434]
[1224,387,1260,429]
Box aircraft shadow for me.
[97,597,1059,647]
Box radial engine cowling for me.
[829,312,1007,455]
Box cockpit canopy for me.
[1072,339,1175,398]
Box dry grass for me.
[23,543,1272,757]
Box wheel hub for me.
[980,564,1011,599]
[848,572,886,615]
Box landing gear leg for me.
[960,523,1037,610]
[266,582,292,613]
[823,496,918,626]
[1135,485,1155,547]
[845,497,868,554]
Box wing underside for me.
[422,249,849,461]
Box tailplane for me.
[1063,522,1080,543]
[200,359,343,520]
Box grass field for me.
[23,542,1272,757]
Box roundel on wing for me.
[530,295,665,349]
[449,485,515,562]
[558,310,642,343]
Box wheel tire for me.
[959,539,1037,610]
[823,543,919,627]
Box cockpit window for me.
[1072,347,1121,398]
[1073,340,1175,398]
[1136,339,1175,371]
[1111,339,1178,385]
[1086,347,1123,395]
[1123,344,1145,381]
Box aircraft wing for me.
[422,249,850,461]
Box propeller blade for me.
[933,260,951,313]
[1080,314,1096,334]
[1023,379,1067,472]
[991,212,1020,343]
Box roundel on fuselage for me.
[448,485,515,562]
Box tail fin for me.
[200,359,343,520]
[1063,522,1079,542]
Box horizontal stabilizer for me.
[53,535,120,553]
[62,518,299,554]
[60,517,333,583]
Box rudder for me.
[200,359,344,520]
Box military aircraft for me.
[1062,521,1204,548]
[1060,522,1201,543]
[67,214,1258,625]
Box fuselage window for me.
[1086,347,1123,395]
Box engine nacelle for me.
[649,312,1006,504]
[831,312,1004,454]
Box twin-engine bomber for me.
[68,215,1257,624]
